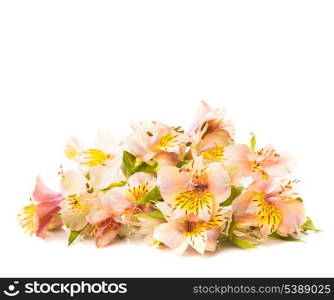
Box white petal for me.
[60,170,87,196]
[186,231,208,255]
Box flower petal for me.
[185,230,208,255]
[153,223,185,250]
[60,170,87,196]
[33,176,63,203]
[275,198,306,235]
[87,209,111,225]
[101,187,133,213]
[206,228,220,252]
[95,225,120,248]
[224,144,254,176]
[206,163,231,204]
[127,172,156,190]
[157,166,190,203]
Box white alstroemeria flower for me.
[64,130,125,189]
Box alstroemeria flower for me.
[123,121,189,164]
[102,172,156,213]
[232,179,306,235]
[86,209,123,248]
[153,203,230,254]
[18,176,64,238]
[224,144,294,180]
[60,169,98,231]
[85,172,156,247]
[157,158,231,221]
[187,101,235,162]
[64,131,124,189]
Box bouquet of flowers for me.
[18,101,318,255]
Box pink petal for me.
[206,228,220,252]
[232,190,256,215]
[153,223,185,249]
[33,176,64,203]
[197,131,232,153]
[87,209,111,225]
[275,199,306,235]
[206,163,231,204]
[187,100,212,135]
[157,166,190,203]
[95,225,120,248]
[153,152,179,166]
[36,206,61,238]
[224,144,254,176]
[102,187,133,213]
[264,153,296,177]
[127,172,156,189]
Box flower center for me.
[194,183,208,193]
[66,195,91,212]
[251,161,269,180]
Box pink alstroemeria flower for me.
[187,101,235,162]
[18,176,64,238]
[224,144,294,180]
[232,179,306,235]
[157,158,231,222]
[86,172,156,247]
[86,209,123,248]
[124,121,188,164]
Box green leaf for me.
[132,161,157,174]
[121,151,157,178]
[269,232,303,242]
[136,210,165,219]
[121,151,136,178]
[296,197,304,202]
[229,236,257,249]
[68,229,83,246]
[301,217,321,232]
[221,186,243,206]
[136,186,162,204]
[148,210,165,219]
[250,133,256,152]
[101,180,127,192]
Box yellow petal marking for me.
[158,133,177,148]
[253,192,282,234]
[128,182,149,202]
[65,144,78,160]
[82,149,110,166]
[174,189,213,217]
[202,145,225,161]
[183,212,224,254]
[18,204,37,235]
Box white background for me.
[0,1,333,277]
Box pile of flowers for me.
[18,101,318,255]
